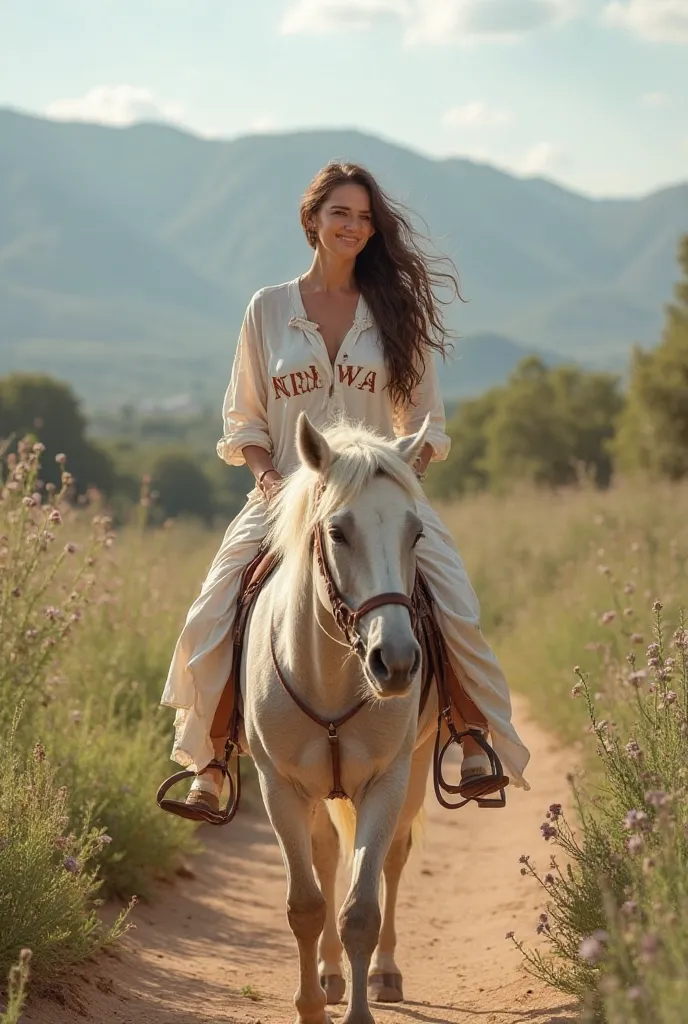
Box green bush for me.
[511,601,688,1022]
[0,439,201,1001]
[0,722,131,982]
[50,711,198,900]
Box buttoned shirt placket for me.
[288,315,371,413]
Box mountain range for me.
[0,107,685,410]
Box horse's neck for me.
[274,568,363,719]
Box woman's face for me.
[311,183,375,260]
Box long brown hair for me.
[299,162,461,406]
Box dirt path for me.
[24,697,579,1024]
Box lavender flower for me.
[579,931,608,963]
[536,913,550,935]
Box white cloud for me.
[281,0,577,44]
[519,141,573,175]
[282,0,402,34]
[46,85,185,127]
[250,116,279,132]
[442,101,513,127]
[641,91,669,106]
[604,0,688,44]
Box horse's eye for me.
[329,526,347,545]
[412,530,424,548]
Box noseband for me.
[313,522,416,653]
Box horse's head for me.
[277,413,429,699]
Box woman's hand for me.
[258,469,283,502]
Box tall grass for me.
[439,477,688,1021]
[0,951,31,1024]
[0,440,203,992]
[4,433,688,1018]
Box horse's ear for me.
[392,414,430,465]
[296,413,333,474]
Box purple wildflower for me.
[536,913,550,935]
[626,835,644,855]
[623,809,651,832]
[579,931,608,963]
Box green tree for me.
[150,450,216,524]
[0,373,114,493]
[426,389,497,500]
[428,356,623,497]
[485,357,623,489]
[614,235,688,479]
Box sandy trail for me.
[23,696,578,1024]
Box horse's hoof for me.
[367,971,404,1003]
[320,973,346,1005]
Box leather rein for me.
[269,522,418,799]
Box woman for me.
[160,162,530,815]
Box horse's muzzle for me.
[366,639,421,696]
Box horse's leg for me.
[259,772,330,1024]
[312,801,346,1005]
[338,763,411,1024]
[369,733,435,1003]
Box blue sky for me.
[2,0,687,197]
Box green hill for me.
[0,108,685,408]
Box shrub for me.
[0,721,131,982]
[511,600,688,1022]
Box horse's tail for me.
[326,800,427,869]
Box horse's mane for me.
[266,420,422,598]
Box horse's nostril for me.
[411,648,421,679]
[368,645,389,681]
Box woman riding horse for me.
[160,161,531,816]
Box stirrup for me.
[433,720,508,810]
[156,746,241,826]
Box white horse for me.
[242,412,440,1024]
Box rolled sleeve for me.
[216,292,272,467]
[392,353,451,462]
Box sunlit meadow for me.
[3,440,688,1020]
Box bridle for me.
[313,521,417,654]
[269,520,419,799]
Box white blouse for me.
[216,278,451,474]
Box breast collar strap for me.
[269,520,416,800]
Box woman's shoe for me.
[458,753,507,801]
[184,775,222,816]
